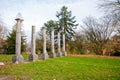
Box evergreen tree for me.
[6,30,26,54]
[44,20,58,39]
[56,6,78,40]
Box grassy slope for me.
[0,54,120,80]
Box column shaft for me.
[62,33,67,56]
[43,28,46,53]
[15,20,21,56]
[29,26,38,61]
[57,31,62,57]
[42,27,49,60]
[50,28,56,58]
[31,26,35,55]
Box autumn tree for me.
[81,16,114,55]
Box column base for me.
[62,51,67,56]
[12,55,24,64]
[42,53,49,60]
[50,52,56,58]
[29,54,38,61]
[57,52,62,57]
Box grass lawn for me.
[0,54,120,80]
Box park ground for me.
[0,54,120,80]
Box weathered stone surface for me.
[29,25,38,61]
[57,31,62,57]
[50,27,56,58]
[42,53,49,60]
[0,62,4,66]
[12,55,24,64]
[12,13,24,63]
[50,52,56,58]
[57,52,62,57]
[42,27,49,60]
[29,54,38,61]
[62,33,67,56]
[62,51,67,56]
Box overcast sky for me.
[0,0,103,41]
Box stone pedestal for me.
[12,55,24,64]
[29,54,38,61]
[29,25,38,61]
[50,28,56,58]
[62,33,67,56]
[12,13,24,63]
[57,31,62,57]
[42,27,49,60]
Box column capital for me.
[42,27,46,30]
[32,25,35,27]
[51,27,54,31]
[15,12,24,21]
[12,13,24,63]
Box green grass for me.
[0,54,29,64]
[0,54,120,80]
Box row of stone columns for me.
[12,13,67,63]
[42,27,67,60]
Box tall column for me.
[29,25,38,61]
[62,33,67,56]
[12,13,24,63]
[50,27,56,58]
[42,27,49,60]
[57,31,62,57]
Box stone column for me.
[12,13,24,63]
[50,27,56,58]
[62,33,67,56]
[29,25,38,61]
[57,31,62,57]
[42,27,49,60]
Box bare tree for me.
[98,0,120,34]
[0,23,7,40]
[0,16,7,40]
[0,16,8,53]
[81,16,114,55]
[99,0,120,15]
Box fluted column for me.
[29,25,38,61]
[12,13,24,63]
[42,27,49,60]
[50,27,56,58]
[57,31,62,57]
[62,33,67,56]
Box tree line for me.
[0,0,120,56]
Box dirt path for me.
[0,76,13,80]
[68,54,120,59]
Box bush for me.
[80,49,86,54]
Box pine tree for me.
[56,6,78,40]
[6,30,26,54]
[44,20,58,40]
